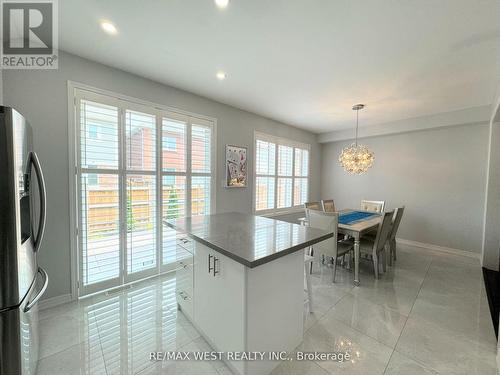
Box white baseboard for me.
[396,238,481,260]
[39,293,73,311]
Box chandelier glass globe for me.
[339,104,375,174]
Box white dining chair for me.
[361,200,385,213]
[302,201,323,226]
[354,211,394,279]
[388,206,405,265]
[307,210,353,283]
[303,201,323,271]
[321,199,335,213]
[305,201,322,211]
[304,254,314,312]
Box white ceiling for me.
[60,0,500,134]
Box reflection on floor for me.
[37,244,498,375]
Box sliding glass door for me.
[161,114,187,268]
[75,89,215,296]
[79,97,121,291]
[124,108,158,283]
[160,114,213,269]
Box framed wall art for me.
[225,145,247,188]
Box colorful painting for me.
[226,145,247,188]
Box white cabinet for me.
[175,237,194,319]
[184,240,303,375]
[193,243,246,374]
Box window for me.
[88,124,98,139]
[254,132,309,214]
[87,173,98,186]
[163,169,176,186]
[79,100,120,287]
[75,88,215,296]
[163,136,177,151]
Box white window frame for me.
[68,81,217,299]
[253,131,310,216]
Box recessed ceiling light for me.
[214,0,229,9]
[100,21,118,35]
[216,71,227,80]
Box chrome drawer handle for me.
[208,254,214,273]
[213,257,219,277]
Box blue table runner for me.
[339,211,377,225]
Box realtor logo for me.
[1,0,58,69]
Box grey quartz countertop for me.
[164,212,333,268]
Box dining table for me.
[299,209,382,286]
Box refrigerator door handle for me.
[28,151,46,253]
[24,267,48,313]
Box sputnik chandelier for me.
[338,104,374,174]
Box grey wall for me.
[321,123,489,254]
[482,113,500,270]
[481,86,500,270]
[2,51,321,299]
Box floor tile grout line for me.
[37,342,86,364]
[318,257,433,354]
[343,255,430,315]
[382,255,433,375]
[325,306,403,352]
[310,361,331,375]
[307,261,418,334]
[315,358,343,375]
[322,311,395,351]
[303,291,349,334]
[390,349,444,375]
[38,309,100,363]
[387,252,495,374]
[303,269,355,334]
[346,285,412,318]
[92,309,113,375]
[39,310,109,373]
[345,283,413,319]
[307,283,399,374]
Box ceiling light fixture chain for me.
[355,106,359,146]
[338,103,375,174]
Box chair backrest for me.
[306,209,339,257]
[389,206,405,241]
[304,201,322,221]
[305,201,322,210]
[321,199,335,213]
[372,211,394,253]
[361,200,385,213]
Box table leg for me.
[354,237,360,286]
[309,247,314,274]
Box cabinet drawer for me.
[176,262,192,290]
[176,258,193,319]
[175,246,193,270]
[176,235,194,253]
[176,288,193,318]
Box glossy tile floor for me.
[37,244,498,375]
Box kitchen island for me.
[165,212,332,375]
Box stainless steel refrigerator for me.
[0,106,48,375]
